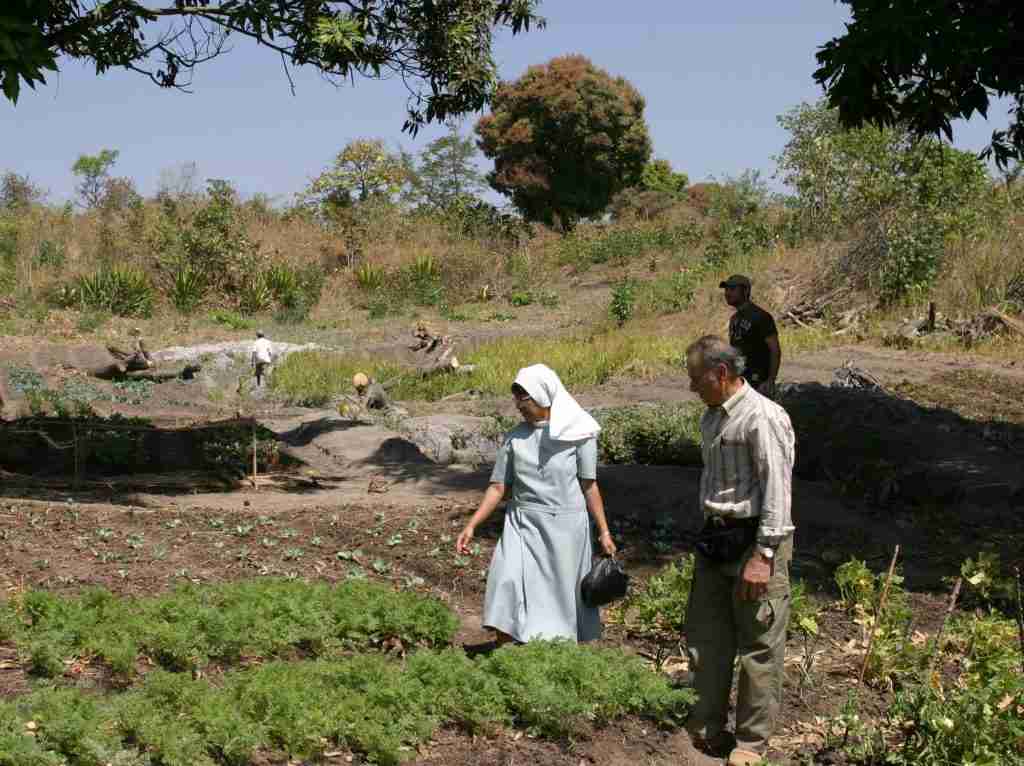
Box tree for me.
[640,159,688,195]
[0,1,542,135]
[475,55,652,229]
[302,139,410,215]
[814,0,1024,168]
[776,101,990,300]
[0,172,45,211]
[408,123,487,209]
[72,149,119,208]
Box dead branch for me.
[858,544,900,687]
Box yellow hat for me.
[352,372,369,389]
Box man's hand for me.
[738,551,772,601]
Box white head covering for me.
[513,364,601,442]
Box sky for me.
[0,1,1013,206]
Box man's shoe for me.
[727,747,764,766]
[690,731,734,758]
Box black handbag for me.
[693,517,758,563]
[581,557,630,608]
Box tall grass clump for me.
[66,265,155,317]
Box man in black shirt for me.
[721,275,781,399]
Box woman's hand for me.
[455,525,475,555]
[598,530,617,557]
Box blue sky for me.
[1,1,1012,205]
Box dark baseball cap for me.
[719,274,751,289]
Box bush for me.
[596,404,703,465]
[69,266,155,318]
[616,557,695,635]
[609,278,636,326]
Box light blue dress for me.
[482,421,601,643]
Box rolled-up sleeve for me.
[575,437,598,480]
[748,415,795,546]
[489,436,514,485]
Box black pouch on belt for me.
[694,516,758,563]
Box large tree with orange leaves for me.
[475,55,652,229]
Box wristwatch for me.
[756,545,775,560]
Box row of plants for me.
[49,258,325,321]
[0,579,459,679]
[0,643,694,766]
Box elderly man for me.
[721,275,781,399]
[683,335,796,766]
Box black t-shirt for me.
[728,302,778,384]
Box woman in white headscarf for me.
[456,364,617,645]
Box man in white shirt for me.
[682,334,796,766]
[251,331,274,387]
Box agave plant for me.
[169,264,207,313]
[354,263,386,291]
[74,266,155,318]
[239,272,273,314]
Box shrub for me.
[616,557,695,635]
[609,278,636,326]
[70,266,155,318]
[596,403,703,465]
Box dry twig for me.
[858,544,900,687]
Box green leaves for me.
[476,55,652,228]
[2,1,543,134]
[814,0,1024,168]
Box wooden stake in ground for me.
[72,422,80,490]
[251,418,258,491]
[858,544,901,687]
[1015,566,1024,676]
[927,576,962,675]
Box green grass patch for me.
[2,579,459,679]
[272,330,684,406]
[0,642,695,765]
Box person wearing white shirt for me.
[251,331,274,387]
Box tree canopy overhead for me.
[0,0,543,134]
[475,54,652,229]
[814,0,1024,168]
